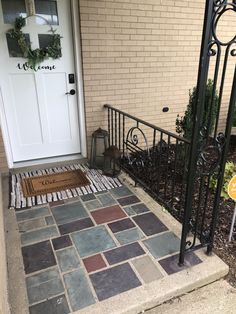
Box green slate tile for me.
[64,269,95,311]
[26,268,64,305]
[96,193,117,207]
[51,201,88,225]
[110,186,133,198]
[21,226,59,246]
[72,226,116,258]
[16,207,50,221]
[115,227,144,245]
[56,247,80,273]
[143,232,180,259]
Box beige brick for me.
[77,0,234,154]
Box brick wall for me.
[79,0,235,154]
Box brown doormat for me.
[21,169,90,197]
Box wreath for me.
[7,16,62,69]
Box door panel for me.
[0,0,81,162]
[10,74,43,146]
[43,72,72,142]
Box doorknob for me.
[65,89,76,95]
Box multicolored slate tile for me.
[22,240,56,274]
[131,256,163,283]
[29,294,70,314]
[159,252,202,275]
[90,263,141,301]
[114,228,144,245]
[51,201,88,225]
[143,232,180,259]
[91,205,126,224]
[58,217,94,235]
[52,235,72,250]
[104,242,145,265]
[26,268,64,304]
[133,212,168,236]
[15,186,204,314]
[56,247,80,273]
[72,225,116,258]
[83,254,107,273]
[117,195,141,206]
[108,218,135,233]
[64,269,95,311]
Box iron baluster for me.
[207,66,236,254]
[179,0,214,266]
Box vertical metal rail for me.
[180,0,236,264]
[179,0,214,265]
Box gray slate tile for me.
[110,186,133,198]
[16,207,50,221]
[56,247,80,273]
[21,226,59,246]
[64,269,95,311]
[81,194,96,202]
[22,240,56,274]
[26,268,64,304]
[104,242,145,265]
[52,201,88,225]
[97,193,117,207]
[117,195,141,206]
[29,294,70,314]
[108,218,135,233]
[90,263,141,301]
[59,217,94,235]
[52,235,72,250]
[85,199,102,211]
[159,252,202,275]
[72,226,116,258]
[133,212,168,236]
[143,232,180,259]
[124,203,149,216]
[18,218,46,232]
[132,256,163,283]
[45,216,55,225]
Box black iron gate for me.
[104,0,236,265]
[179,0,236,264]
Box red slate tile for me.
[83,254,107,273]
[91,205,126,224]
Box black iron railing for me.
[105,1,236,265]
[104,104,190,220]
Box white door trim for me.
[0,0,87,169]
[71,0,87,159]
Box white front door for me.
[0,0,81,162]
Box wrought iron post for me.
[179,0,214,266]
[179,0,236,265]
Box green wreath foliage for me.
[7,16,62,69]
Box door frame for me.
[0,0,87,168]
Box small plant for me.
[210,161,236,199]
[176,79,219,140]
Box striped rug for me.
[10,164,122,209]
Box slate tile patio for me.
[15,184,202,313]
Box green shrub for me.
[176,79,219,140]
[209,161,236,199]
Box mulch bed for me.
[213,143,236,287]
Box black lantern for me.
[90,128,109,169]
[103,145,121,177]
